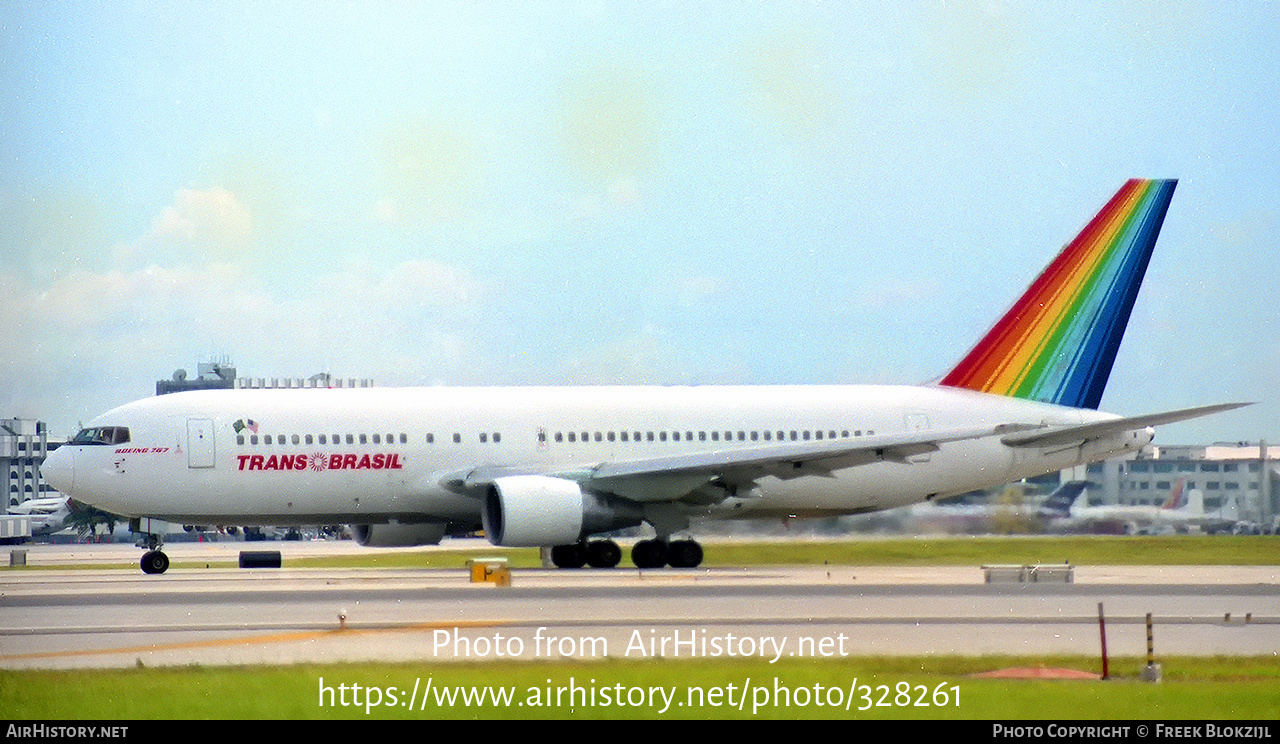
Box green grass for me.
[4,655,1276,719]
[5,535,1276,571]
[222,534,1280,569]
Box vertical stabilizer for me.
[940,179,1177,409]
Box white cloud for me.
[113,187,254,268]
[2,253,485,432]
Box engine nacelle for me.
[483,475,641,547]
[352,522,447,547]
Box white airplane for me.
[41,179,1246,574]
[7,496,73,537]
[1047,479,1243,535]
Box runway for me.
[2,542,1277,669]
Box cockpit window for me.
[70,426,131,445]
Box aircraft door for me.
[187,418,216,469]
[904,413,931,463]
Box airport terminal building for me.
[1085,443,1278,530]
[3,418,63,511]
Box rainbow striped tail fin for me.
[940,179,1178,410]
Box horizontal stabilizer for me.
[1000,402,1252,448]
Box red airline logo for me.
[236,453,404,471]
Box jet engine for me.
[352,521,447,547]
[483,475,641,547]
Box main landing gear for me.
[549,540,623,569]
[548,538,704,569]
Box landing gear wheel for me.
[141,550,170,575]
[586,540,622,568]
[550,543,587,569]
[631,539,668,569]
[666,539,703,568]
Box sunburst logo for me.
[308,453,328,472]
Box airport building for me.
[158,360,374,394]
[1084,443,1278,530]
[2,418,64,511]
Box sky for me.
[2,1,1277,444]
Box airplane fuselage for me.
[45,384,1142,529]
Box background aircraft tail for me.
[940,179,1178,409]
[1040,480,1089,518]
[1160,478,1187,510]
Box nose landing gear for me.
[141,549,170,574]
[135,529,170,575]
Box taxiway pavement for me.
[2,542,1276,669]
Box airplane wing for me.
[441,402,1250,505]
[999,403,1251,448]
[443,424,999,503]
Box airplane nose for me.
[41,447,74,496]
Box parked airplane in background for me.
[8,496,73,537]
[1044,479,1241,534]
[41,179,1246,574]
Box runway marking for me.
[0,619,511,661]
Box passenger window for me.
[480,433,488,443]
[237,435,245,445]
[453,433,461,443]
[373,434,382,444]
[292,434,301,445]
